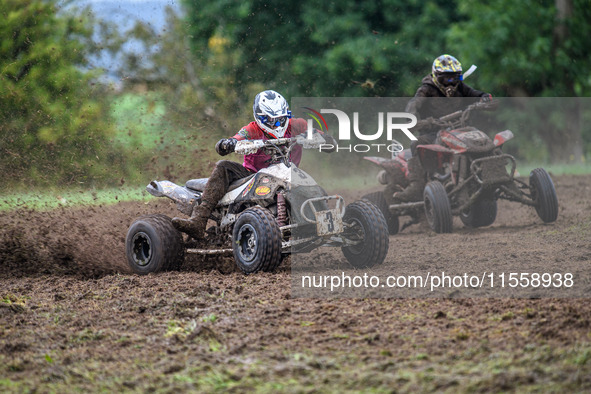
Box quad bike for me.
[126,134,389,275]
[363,101,558,234]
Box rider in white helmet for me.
[173,90,336,239]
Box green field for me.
[2,161,590,212]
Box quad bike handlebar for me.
[234,138,291,155]
[234,132,328,166]
[416,100,499,130]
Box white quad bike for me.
[125,134,389,274]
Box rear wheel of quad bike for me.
[423,181,453,233]
[126,214,185,275]
[362,191,399,235]
[232,207,282,274]
[342,200,389,268]
[460,199,498,228]
[529,168,558,223]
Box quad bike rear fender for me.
[146,180,199,216]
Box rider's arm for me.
[458,82,491,99]
[219,123,267,156]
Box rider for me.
[173,90,335,239]
[393,54,493,202]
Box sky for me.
[68,0,183,80]
[77,0,180,32]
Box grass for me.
[0,186,152,212]
[516,161,591,176]
[2,342,587,393]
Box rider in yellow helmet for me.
[393,54,493,203]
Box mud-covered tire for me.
[423,181,453,233]
[529,168,558,223]
[460,199,498,228]
[232,207,282,274]
[362,191,399,235]
[341,200,389,268]
[126,214,185,275]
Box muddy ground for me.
[1,175,590,392]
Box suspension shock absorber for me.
[276,192,287,227]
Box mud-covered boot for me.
[172,199,215,239]
[172,162,236,238]
[393,156,426,203]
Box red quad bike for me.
[362,101,558,234]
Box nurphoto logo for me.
[303,107,418,153]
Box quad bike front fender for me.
[493,130,514,147]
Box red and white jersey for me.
[232,118,308,172]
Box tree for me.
[447,0,591,162]
[181,0,459,98]
[0,0,118,185]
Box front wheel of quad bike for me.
[529,168,558,223]
[423,181,453,233]
[126,214,185,275]
[460,199,498,228]
[362,191,399,235]
[232,207,282,274]
[342,200,389,268]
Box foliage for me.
[180,0,590,163]
[108,91,223,184]
[447,0,591,162]
[106,7,251,183]
[448,0,591,97]
[0,0,123,186]
[182,0,460,97]
[3,0,591,188]
[117,6,257,136]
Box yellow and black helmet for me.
[431,54,463,96]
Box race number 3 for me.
[315,209,343,236]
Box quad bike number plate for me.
[315,209,344,237]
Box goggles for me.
[258,113,291,129]
[437,73,463,86]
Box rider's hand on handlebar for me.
[295,132,327,149]
[215,138,237,156]
[480,93,493,102]
[322,134,338,153]
[234,139,265,155]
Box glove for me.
[321,134,337,153]
[480,93,493,102]
[234,139,265,155]
[295,132,322,149]
[295,134,313,149]
[215,138,237,156]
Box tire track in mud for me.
[0,201,178,278]
[0,175,590,391]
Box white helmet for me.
[253,90,291,138]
